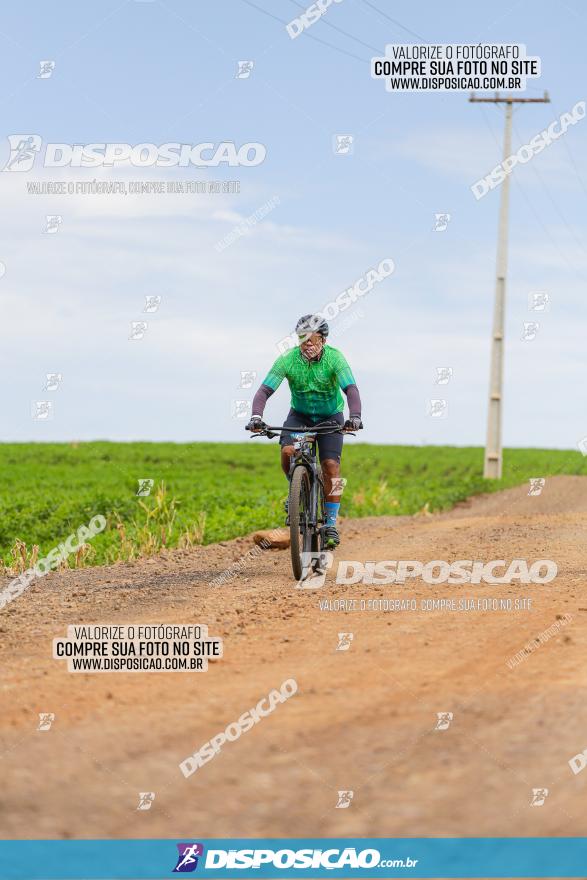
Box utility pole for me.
[469,91,550,479]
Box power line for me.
[511,117,587,261]
[240,0,370,63]
[358,0,427,42]
[549,101,587,200]
[288,0,383,54]
[477,104,587,290]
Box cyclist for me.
[246,314,363,549]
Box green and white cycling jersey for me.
[262,345,356,418]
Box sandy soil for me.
[1,475,586,843]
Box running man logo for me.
[129,321,148,340]
[435,712,453,731]
[522,321,539,341]
[32,401,53,421]
[173,843,204,873]
[528,478,545,496]
[38,61,55,79]
[335,790,354,809]
[3,135,42,171]
[238,370,257,389]
[435,367,453,385]
[530,788,548,806]
[297,551,334,589]
[37,713,55,731]
[336,632,354,651]
[433,213,451,232]
[44,215,62,234]
[529,291,549,311]
[136,479,154,497]
[232,400,251,420]
[330,477,347,497]
[236,61,254,79]
[333,134,354,155]
[137,792,156,810]
[428,398,448,419]
[144,295,161,313]
[44,373,62,391]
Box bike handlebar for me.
[250,423,356,439]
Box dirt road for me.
[1,476,586,840]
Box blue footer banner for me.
[1,838,587,879]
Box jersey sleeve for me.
[332,350,356,389]
[262,354,287,391]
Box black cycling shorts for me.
[279,409,345,462]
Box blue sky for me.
[0,0,585,448]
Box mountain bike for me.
[251,420,355,581]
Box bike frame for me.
[250,420,356,580]
[288,430,324,531]
[251,420,354,523]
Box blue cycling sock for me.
[325,502,340,527]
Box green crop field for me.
[0,441,585,571]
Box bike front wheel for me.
[289,465,313,580]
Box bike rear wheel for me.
[289,465,313,580]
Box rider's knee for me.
[321,457,340,476]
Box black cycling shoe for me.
[323,525,340,549]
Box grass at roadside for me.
[1,441,585,570]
